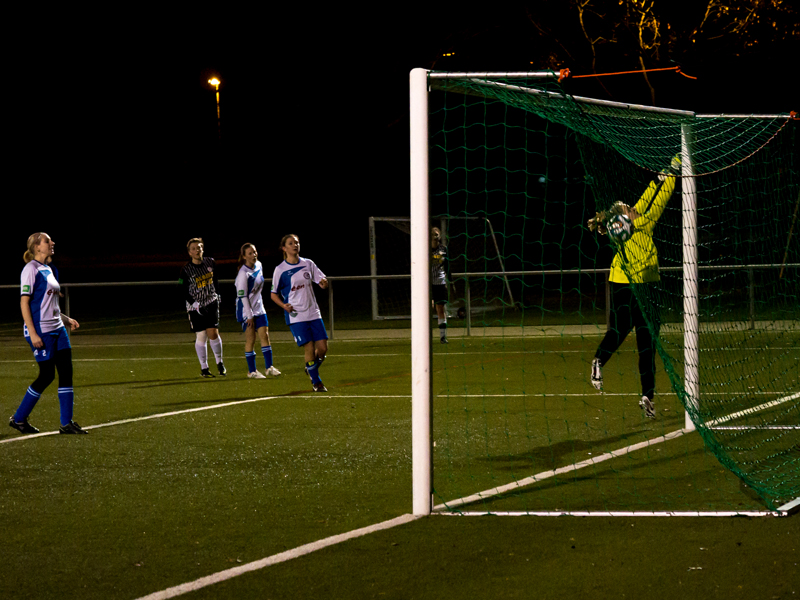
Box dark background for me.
[4,5,797,284]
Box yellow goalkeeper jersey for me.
[609,175,677,284]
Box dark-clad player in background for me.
[431,227,449,344]
[179,238,226,377]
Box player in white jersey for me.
[179,237,225,378]
[9,233,87,435]
[270,234,330,392]
[235,243,280,379]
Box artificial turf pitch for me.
[0,330,796,599]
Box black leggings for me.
[30,348,73,394]
[595,283,660,400]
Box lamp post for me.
[208,78,221,140]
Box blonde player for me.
[10,233,86,435]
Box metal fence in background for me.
[2,263,796,339]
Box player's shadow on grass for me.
[480,431,652,473]
[78,377,233,389]
[470,444,772,510]
[155,388,323,408]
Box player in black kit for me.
[179,238,226,377]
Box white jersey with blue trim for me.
[20,260,63,336]
[271,257,326,325]
[234,260,267,322]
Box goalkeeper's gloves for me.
[587,212,608,235]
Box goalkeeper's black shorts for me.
[432,284,448,305]
[188,299,220,331]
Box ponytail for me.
[24,232,51,264]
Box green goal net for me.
[415,70,799,514]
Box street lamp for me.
[208,78,221,140]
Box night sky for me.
[5,7,797,284]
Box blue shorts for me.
[289,319,328,347]
[240,314,269,332]
[26,327,71,362]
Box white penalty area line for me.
[135,514,421,600]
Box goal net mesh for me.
[428,73,799,512]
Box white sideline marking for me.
[135,514,421,600]
[0,395,413,445]
[0,396,275,444]
[0,353,411,364]
[434,428,690,512]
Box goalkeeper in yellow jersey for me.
[586,155,681,418]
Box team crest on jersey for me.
[303,272,311,279]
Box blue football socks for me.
[245,351,257,373]
[306,360,322,384]
[58,387,74,426]
[13,387,41,422]
[261,346,273,369]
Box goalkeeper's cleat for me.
[313,382,328,393]
[217,362,227,376]
[248,370,266,379]
[9,417,39,435]
[590,358,603,391]
[639,396,656,419]
[59,420,88,434]
[200,368,215,378]
[265,366,281,377]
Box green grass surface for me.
[1,330,797,599]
